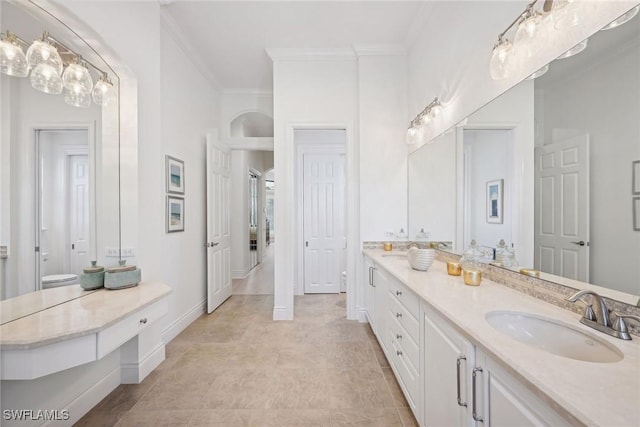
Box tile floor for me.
[76,293,419,426]
[232,244,275,295]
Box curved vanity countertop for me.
[364,249,640,427]
[0,281,171,350]
[0,285,99,325]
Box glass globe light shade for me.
[429,102,443,118]
[420,113,431,126]
[0,34,29,77]
[62,62,93,94]
[30,63,63,94]
[601,5,639,30]
[526,64,549,80]
[489,39,513,80]
[26,39,63,75]
[514,12,542,58]
[552,0,580,30]
[92,76,116,106]
[64,87,92,108]
[406,127,419,145]
[557,39,588,59]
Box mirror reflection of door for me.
[37,129,90,290]
[249,172,259,270]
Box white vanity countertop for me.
[0,281,171,350]
[0,285,99,325]
[364,249,640,427]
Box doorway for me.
[249,171,260,270]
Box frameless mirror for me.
[0,0,121,321]
[409,7,640,305]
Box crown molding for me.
[160,8,221,90]
[266,48,355,62]
[222,88,273,96]
[353,44,407,57]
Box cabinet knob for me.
[139,317,148,324]
[396,312,402,318]
[396,333,402,340]
[396,290,402,296]
[396,350,403,356]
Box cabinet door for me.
[363,257,375,327]
[373,266,388,349]
[423,305,475,427]
[476,352,571,427]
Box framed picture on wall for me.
[166,155,185,194]
[487,179,504,224]
[634,197,640,231]
[167,196,185,233]
[633,160,640,195]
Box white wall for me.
[271,54,358,319]
[537,32,640,294]
[407,1,637,146]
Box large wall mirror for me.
[0,0,121,321]
[409,6,640,306]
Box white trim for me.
[161,299,206,344]
[225,137,274,151]
[272,305,292,320]
[353,44,407,57]
[120,342,165,384]
[223,88,273,96]
[232,269,250,280]
[267,48,355,62]
[52,365,121,427]
[356,307,368,323]
[160,8,222,90]
[295,139,346,296]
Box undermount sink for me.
[486,311,624,363]
[381,253,407,258]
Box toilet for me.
[41,274,79,289]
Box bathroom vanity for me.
[363,250,640,427]
[0,282,171,425]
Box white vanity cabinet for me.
[364,256,376,327]
[422,304,570,427]
[364,257,389,345]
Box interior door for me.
[206,138,232,313]
[303,153,345,293]
[534,135,590,281]
[69,154,90,274]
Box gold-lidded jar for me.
[463,269,482,286]
[383,242,393,251]
[447,261,462,276]
[519,268,540,278]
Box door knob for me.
[571,241,586,246]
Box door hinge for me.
[35,246,40,253]
[305,241,309,247]
[72,243,75,250]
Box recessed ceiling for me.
[163,1,423,91]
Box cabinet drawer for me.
[391,339,419,409]
[387,314,419,372]
[387,293,419,343]
[387,279,419,317]
[97,298,168,358]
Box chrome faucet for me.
[566,290,636,340]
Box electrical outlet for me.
[384,230,395,238]
[121,247,136,257]
[105,247,119,257]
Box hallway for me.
[77,293,419,426]
[232,243,274,295]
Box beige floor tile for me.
[187,409,258,426]
[382,368,409,408]
[74,411,125,427]
[325,341,380,368]
[397,407,420,427]
[264,368,332,409]
[115,409,192,427]
[202,369,273,409]
[259,409,333,426]
[370,340,391,368]
[330,407,403,426]
[327,367,395,409]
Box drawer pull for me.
[396,333,402,340]
[396,350,403,356]
[456,355,467,408]
[472,367,484,422]
[396,312,402,318]
[139,317,148,324]
[395,290,402,296]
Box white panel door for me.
[303,153,345,293]
[69,155,90,274]
[206,138,232,313]
[534,135,589,282]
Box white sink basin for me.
[381,253,407,258]
[485,311,623,363]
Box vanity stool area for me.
[363,250,640,427]
[0,282,171,426]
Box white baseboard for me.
[232,269,249,280]
[121,343,165,384]
[356,308,368,323]
[162,299,206,344]
[272,305,293,320]
[53,366,120,427]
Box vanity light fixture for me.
[406,97,443,145]
[601,5,640,30]
[556,38,588,59]
[551,0,581,30]
[526,63,550,80]
[0,29,116,108]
